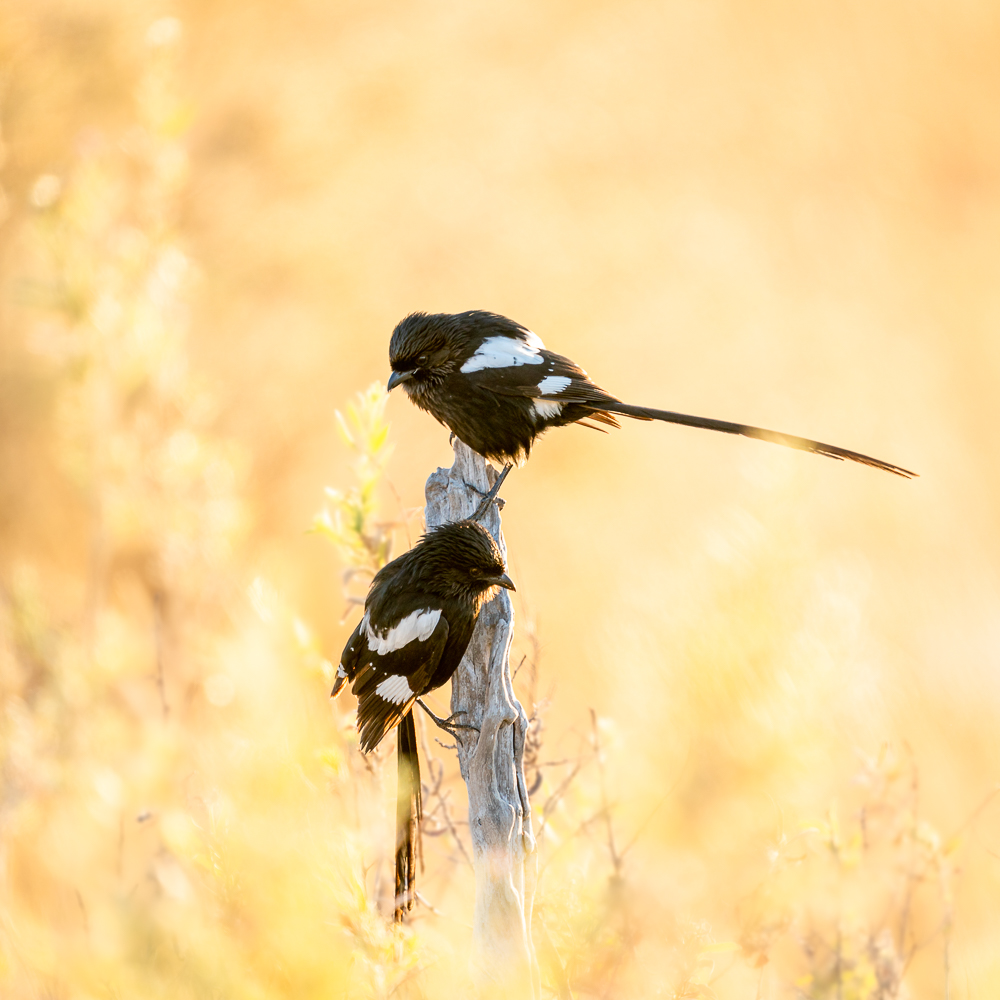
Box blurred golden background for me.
[1,0,999,996]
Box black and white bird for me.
[387,310,916,504]
[333,518,515,921]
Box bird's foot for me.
[467,486,505,517]
[469,464,513,521]
[416,698,480,739]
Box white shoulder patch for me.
[520,328,546,350]
[461,335,545,374]
[375,674,413,705]
[366,608,442,655]
[536,375,572,395]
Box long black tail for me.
[394,710,422,922]
[603,401,917,478]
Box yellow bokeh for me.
[1,2,999,997]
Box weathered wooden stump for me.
[424,440,539,999]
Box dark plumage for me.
[333,519,515,921]
[387,309,917,478]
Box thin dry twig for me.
[590,709,622,879]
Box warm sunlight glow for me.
[1,2,998,997]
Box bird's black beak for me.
[496,573,516,592]
[387,370,414,392]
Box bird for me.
[387,310,916,510]
[333,518,515,922]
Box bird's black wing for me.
[349,613,450,753]
[463,349,625,432]
[333,618,367,699]
[463,348,617,405]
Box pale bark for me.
[424,440,539,1000]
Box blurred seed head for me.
[146,17,182,49]
[30,173,62,209]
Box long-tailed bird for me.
[333,518,515,921]
[387,310,916,508]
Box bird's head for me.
[417,520,515,606]
[388,312,458,392]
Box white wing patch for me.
[533,400,564,420]
[375,674,413,705]
[365,608,442,654]
[537,375,571,395]
[520,328,545,350]
[461,335,545,373]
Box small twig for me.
[948,782,1000,844]
[536,806,613,887]
[511,653,528,683]
[414,732,474,870]
[536,758,584,769]
[342,566,376,583]
[151,587,169,719]
[437,803,474,869]
[413,891,474,930]
[618,746,690,862]
[75,888,90,938]
[414,890,446,916]
[385,478,416,551]
[897,748,921,956]
[537,761,586,835]
[590,709,622,878]
[338,598,365,626]
[534,913,575,1000]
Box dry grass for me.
[1,2,999,996]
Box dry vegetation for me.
[1,1,999,997]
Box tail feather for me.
[601,401,917,479]
[394,711,422,922]
[330,668,348,699]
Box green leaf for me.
[369,423,389,454]
[334,410,354,447]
